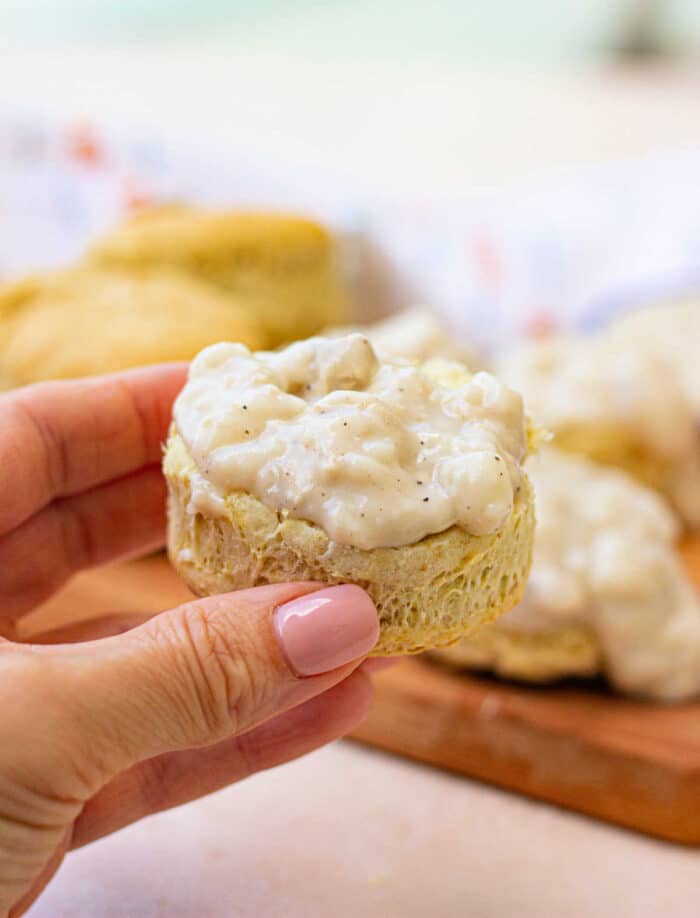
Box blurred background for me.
[4,1,700,347]
[2,0,700,198]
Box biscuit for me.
[88,206,347,346]
[499,334,700,527]
[431,448,700,700]
[611,300,700,416]
[0,266,266,386]
[164,335,536,656]
[165,432,535,656]
[328,307,483,367]
[434,623,601,682]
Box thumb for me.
[34,582,379,783]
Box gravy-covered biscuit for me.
[165,335,537,655]
[499,334,700,527]
[433,448,700,700]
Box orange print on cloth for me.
[523,310,559,340]
[65,124,106,168]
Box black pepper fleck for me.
[494,456,501,461]
[244,429,250,435]
[423,497,429,502]
[416,480,423,485]
[242,404,248,410]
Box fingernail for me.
[275,585,379,676]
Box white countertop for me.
[5,17,700,915]
[31,742,700,917]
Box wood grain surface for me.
[22,539,700,845]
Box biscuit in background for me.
[326,306,484,368]
[610,299,700,417]
[498,333,700,528]
[88,206,348,346]
[0,266,266,387]
[432,448,700,701]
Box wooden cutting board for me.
[354,536,700,845]
[23,538,700,845]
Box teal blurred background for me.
[1,0,699,63]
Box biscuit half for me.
[430,624,602,683]
[164,431,536,656]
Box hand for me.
[0,366,380,917]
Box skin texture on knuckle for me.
[147,598,274,745]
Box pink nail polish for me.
[275,585,379,676]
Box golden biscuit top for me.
[89,206,334,267]
[0,266,266,386]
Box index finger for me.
[0,363,187,536]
